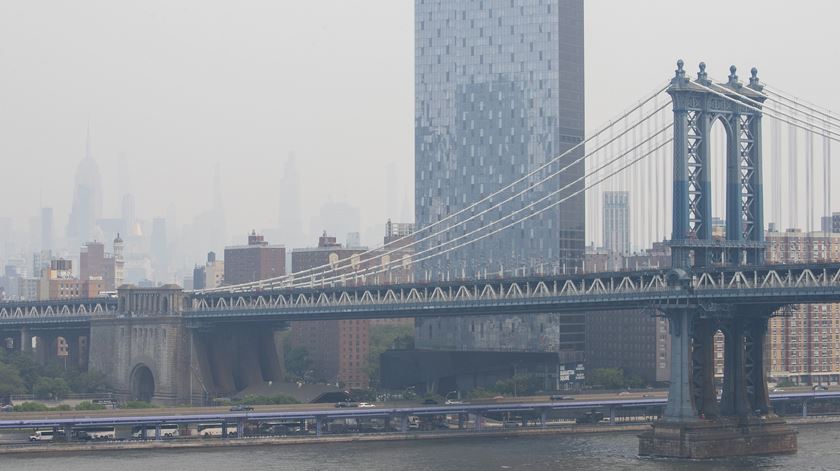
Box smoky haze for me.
[1,1,838,260]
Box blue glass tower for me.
[414,0,585,356]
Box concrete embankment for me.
[0,424,648,455]
[4,416,839,456]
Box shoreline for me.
[3,416,839,456]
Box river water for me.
[5,424,840,471]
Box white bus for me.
[196,423,238,438]
[30,429,62,441]
[132,424,180,439]
[75,426,116,440]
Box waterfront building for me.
[766,228,840,385]
[410,0,586,388]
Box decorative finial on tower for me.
[696,62,709,84]
[672,59,688,86]
[727,65,739,86]
[748,67,764,91]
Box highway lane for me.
[1,391,669,422]
[1,387,831,426]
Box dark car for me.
[229,404,255,412]
[422,398,439,405]
[575,412,605,425]
[550,395,574,401]
[334,401,359,408]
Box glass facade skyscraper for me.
[414,0,585,356]
[415,0,584,277]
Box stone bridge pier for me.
[88,285,286,405]
[639,306,797,458]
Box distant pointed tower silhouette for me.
[66,125,103,245]
[278,153,304,247]
[210,163,227,253]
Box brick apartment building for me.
[223,231,285,285]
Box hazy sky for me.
[1,1,838,250]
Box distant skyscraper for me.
[385,162,400,220]
[210,163,227,254]
[151,217,168,280]
[66,131,103,244]
[40,207,54,252]
[831,212,840,233]
[346,232,361,248]
[121,194,136,235]
[603,191,630,254]
[309,201,361,246]
[113,234,125,288]
[278,154,305,248]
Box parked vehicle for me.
[335,401,359,408]
[197,423,238,438]
[358,402,376,408]
[74,426,115,441]
[131,424,180,439]
[575,412,605,425]
[550,395,574,401]
[30,429,61,441]
[229,404,254,412]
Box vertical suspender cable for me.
[807,114,814,232]
[773,118,782,229]
[789,122,798,231]
[652,95,665,245]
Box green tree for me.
[6,352,45,392]
[365,324,414,389]
[588,368,626,390]
[495,375,543,397]
[32,377,71,400]
[68,370,109,393]
[283,344,313,381]
[0,362,26,399]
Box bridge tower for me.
[669,59,767,269]
[640,61,797,458]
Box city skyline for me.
[3,1,840,259]
[0,2,839,462]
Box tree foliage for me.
[587,368,645,390]
[0,362,25,398]
[275,331,315,381]
[365,324,414,389]
[283,345,313,381]
[0,349,111,403]
[33,377,71,400]
[494,375,543,396]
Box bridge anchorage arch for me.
[130,364,156,403]
[640,61,796,459]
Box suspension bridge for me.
[2,60,840,457]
